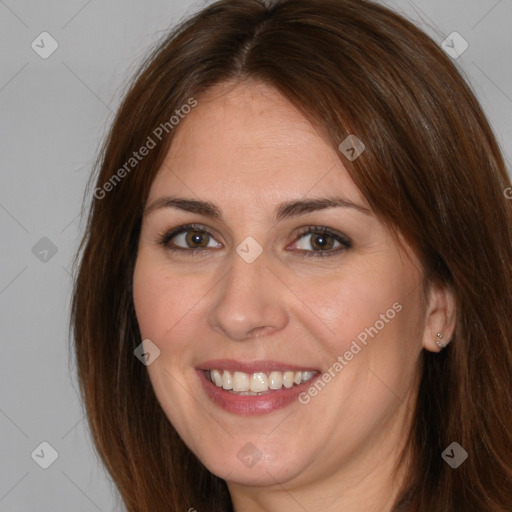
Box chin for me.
[195,437,312,487]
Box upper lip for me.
[196,359,319,374]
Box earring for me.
[436,332,447,350]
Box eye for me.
[158,224,222,254]
[157,223,352,258]
[289,226,352,258]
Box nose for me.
[206,246,289,341]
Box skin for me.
[132,80,456,512]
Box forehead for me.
[149,81,367,209]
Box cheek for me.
[294,267,420,438]
[132,258,197,419]
[295,261,411,352]
[132,254,213,371]
[132,256,183,341]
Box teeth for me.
[283,371,294,388]
[232,371,250,392]
[222,370,233,390]
[301,370,316,382]
[269,371,282,389]
[250,372,268,393]
[207,369,317,393]
[211,369,223,387]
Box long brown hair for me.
[71,0,512,510]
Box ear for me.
[422,282,457,352]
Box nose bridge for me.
[206,244,288,340]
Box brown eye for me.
[309,233,336,251]
[184,229,210,248]
[158,224,222,253]
[290,226,352,258]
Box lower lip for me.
[196,370,320,416]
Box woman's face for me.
[133,81,429,492]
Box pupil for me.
[313,234,331,250]
[187,230,208,247]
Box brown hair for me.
[71,0,512,510]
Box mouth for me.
[196,360,321,415]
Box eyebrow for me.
[144,195,372,222]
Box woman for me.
[71,0,512,510]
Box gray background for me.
[1,0,510,510]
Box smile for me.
[196,360,321,415]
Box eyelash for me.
[156,223,352,258]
